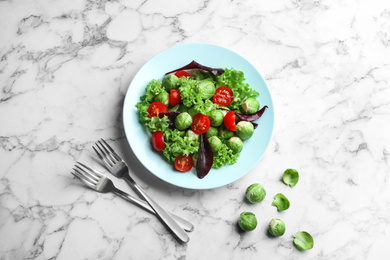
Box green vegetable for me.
[212,143,239,169]
[245,183,266,203]
[162,129,199,162]
[205,126,218,139]
[236,121,254,140]
[207,110,224,127]
[169,105,180,112]
[218,125,235,140]
[154,91,169,106]
[174,112,192,130]
[227,137,243,154]
[268,219,286,237]
[208,136,222,152]
[187,129,199,141]
[141,79,164,102]
[282,169,299,187]
[293,231,314,251]
[178,77,201,107]
[238,212,257,231]
[242,97,260,114]
[197,79,215,100]
[272,193,290,211]
[162,74,178,91]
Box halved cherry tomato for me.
[147,102,168,118]
[191,114,210,134]
[174,71,190,78]
[213,86,234,106]
[170,89,181,107]
[224,111,236,131]
[151,131,165,152]
[174,155,193,172]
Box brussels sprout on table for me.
[268,219,286,237]
[238,212,257,231]
[282,168,299,187]
[293,231,314,251]
[245,183,266,203]
[227,137,243,154]
[208,136,222,152]
[197,79,216,100]
[205,126,218,139]
[162,74,179,91]
[174,112,192,130]
[272,193,290,211]
[236,121,254,140]
[207,110,224,126]
[154,91,170,106]
[241,97,260,114]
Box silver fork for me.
[93,139,190,243]
[71,162,194,232]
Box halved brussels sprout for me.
[238,212,257,231]
[154,91,169,106]
[187,129,199,141]
[218,125,235,140]
[227,137,243,154]
[236,121,254,140]
[174,112,192,130]
[245,183,266,204]
[207,110,224,127]
[205,126,218,139]
[272,193,290,211]
[242,97,260,114]
[268,219,286,237]
[197,79,215,100]
[282,168,299,187]
[208,136,222,152]
[162,74,178,91]
[293,231,314,251]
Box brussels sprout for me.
[282,168,299,187]
[154,91,169,106]
[227,137,243,154]
[187,129,199,140]
[245,183,266,204]
[236,121,254,140]
[238,212,257,231]
[162,74,178,91]
[268,219,286,237]
[272,193,290,211]
[197,79,215,99]
[169,104,180,112]
[205,126,218,139]
[174,112,192,130]
[207,110,224,127]
[219,125,235,140]
[293,231,314,251]
[220,109,229,116]
[208,136,222,152]
[242,97,260,114]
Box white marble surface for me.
[1,0,390,259]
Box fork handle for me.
[113,189,194,232]
[123,178,190,243]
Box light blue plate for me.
[123,43,274,189]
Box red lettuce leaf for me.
[196,133,213,179]
[165,60,225,76]
[235,106,268,122]
[158,112,180,129]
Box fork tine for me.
[94,143,114,167]
[75,164,100,183]
[71,170,96,188]
[100,138,121,161]
[77,162,104,178]
[97,140,117,163]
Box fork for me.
[71,162,194,232]
[93,138,190,243]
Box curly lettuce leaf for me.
[163,129,199,162]
[177,77,201,107]
[212,143,240,169]
[141,79,164,102]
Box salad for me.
[136,61,267,179]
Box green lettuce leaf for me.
[162,129,199,162]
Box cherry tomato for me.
[224,111,236,131]
[191,114,211,134]
[213,86,234,106]
[147,102,168,118]
[170,89,181,107]
[174,155,193,172]
[151,131,165,152]
[174,71,190,78]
